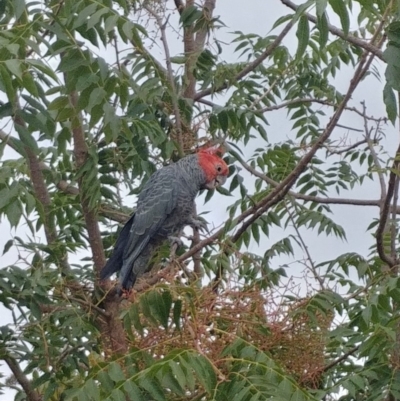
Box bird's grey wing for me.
[100,213,135,280]
[119,168,179,289]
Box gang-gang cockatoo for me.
[100,146,229,294]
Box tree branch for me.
[322,346,359,373]
[280,0,384,61]
[286,202,325,289]
[3,355,42,401]
[69,91,106,276]
[182,0,216,100]
[68,88,127,354]
[376,144,400,268]
[13,110,56,244]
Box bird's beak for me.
[216,175,227,187]
[205,175,227,190]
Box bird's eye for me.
[216,165,222,173]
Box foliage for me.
[0,0,400,400]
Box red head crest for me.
[197,145,229,189]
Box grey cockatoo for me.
[100,146,229,294]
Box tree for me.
[1,0,400,399]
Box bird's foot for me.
[118,287,133,299]
[168,236,184,248]
[188,216,209,233]
[168,236,183,259]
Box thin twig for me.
[286,203,325,289]
[322,346,359,372]
[326,138,367,155]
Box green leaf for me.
[111,388,125,401]
[190,355,217,395]
[85,378,100,401]
[180,5,202,28]
[0,102,13,119]
[173,300,182,330]
[2,239,13,255]
[13,0,26,19]
[138,377,166,401]
[296,16,309,59]
[48,96,69,110]
[316,0,328,17]
[317,12,329,48]
[218,111,229,132]
[108,362,125,382]
[87,8,109,30]
[329,0,349,35]
[123,381,145,401]
[383,83,397,125]
[73,3,98,29]
[14,122,39,152]
[4,59,23,79]
[6,200,22,227]
[0,65,15,100]
[22,71,39,97]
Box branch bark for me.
[183,0,216,100]
[13,110,56,244]
[68,88,127,354]
[4,355,42,401]
[376,144,400,268]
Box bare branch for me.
[281,0,384,60]
[286,203,325,290]
[324,138,367,155]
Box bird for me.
[100,145,229,295]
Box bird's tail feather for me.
[100,214,135,280]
